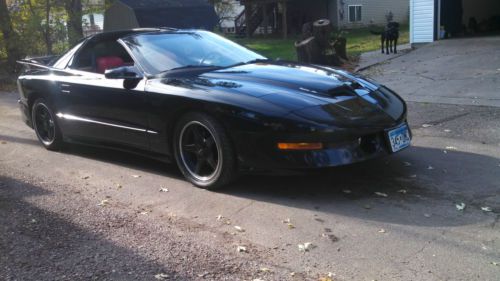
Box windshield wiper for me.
[226,58,272,68]
[158,65,223,77]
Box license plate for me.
[387,124,411,152]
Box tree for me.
[64,0,83,45]
[209,0,236,30]
[0,0,21,71]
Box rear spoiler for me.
[17,55,61,70]
[17,59,54,70]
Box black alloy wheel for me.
[32,98,63,150]
[174,112,236,189]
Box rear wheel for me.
[32,98,63,150]
[173,112,237,189]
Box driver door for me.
[56,39,151,150]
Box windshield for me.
[122,31,266,75]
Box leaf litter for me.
[456,203,466,211]
[298,242,315,252]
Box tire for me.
[173,112,237,189]
[31,98,63,150]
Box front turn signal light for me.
[277,142,323,150]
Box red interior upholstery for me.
[96,56,124,74]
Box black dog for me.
[370,22,400,54]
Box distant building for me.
[235,0,409,38]
[103,0,219,32]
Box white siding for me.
[410,0,434,43]
[336,0,409,28]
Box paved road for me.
[361,36,500,107]
[0,91,499,280]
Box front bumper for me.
[234,122,411,172]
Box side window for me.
[69,39,134,74]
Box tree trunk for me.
[0,0,21,72]
[301,22,313,40]
[281,1,287,39]
[333,37,348,60]
[65,0,83,46]
[295,36,322,64]
[313,19,332,50]
[45,0,52,55]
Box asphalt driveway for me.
[1,89,499,280]
[360,36,500,107]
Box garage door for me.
[410,0,435,43]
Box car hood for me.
[152,62,406,128]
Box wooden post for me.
[281,1,287,39]
[245,3,251,38]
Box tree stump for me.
[301,22,313,40]
[333,37,348,60]
[313,19,332,49]
[294,36,322,64]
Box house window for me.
[348,5,362,22]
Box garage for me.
[410,0,500,43]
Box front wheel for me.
[32,98,63,150]
[173,112,237,189]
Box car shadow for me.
[64,143,185,180]
[28,140,499,228]
[0,175,180,280]
[220,146,499,227]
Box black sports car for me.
[17,28,411,189]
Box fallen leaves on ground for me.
[298,242,315,252]
[259,267,271,273]
[97,199,109,206]
[374,192,388,197]
[322,233,338,242]
[234,226,245,232]
[237,246,247,253]
[154,273,169,280]
[455,203,466,211]
[481,206,492,212]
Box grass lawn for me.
[230,25,409,61]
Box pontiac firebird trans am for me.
[17,28,411,189]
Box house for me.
[235,0,409,38]
[216,0,245,33]
[103,0,219,32]
[410,0,500,43]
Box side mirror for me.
[105,66,143,90]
